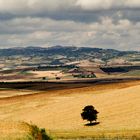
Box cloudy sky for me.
[0,0,140,50]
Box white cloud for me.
[0,0,76,14]
[0,0,139,23]
[0,0,140,14]
[76,0,140,10]
[0,17,139,50]
[0,0,139,50]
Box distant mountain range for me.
[0,45,139,61]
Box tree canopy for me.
[81,105,99,124]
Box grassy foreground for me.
[52,130,140,140]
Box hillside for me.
[0,80,140,139]
[0,46,139,71]
[0,46,139,64]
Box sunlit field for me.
[0,80,140,139]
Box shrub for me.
[30,124,52,140]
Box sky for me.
[0,0,140,51]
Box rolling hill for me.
[0,45,139,61]
[0,80,140,139]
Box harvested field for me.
[0,88,37,98]
[29,70,71,79]
[0,121,32,140]
[0,121,52,140]
[29,70,62,78]
[0,80,140,139]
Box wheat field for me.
[0,80,140,139]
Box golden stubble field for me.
[0,80,140,139]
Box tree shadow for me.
[85,122,100,126]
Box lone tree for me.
[81,105,99,124]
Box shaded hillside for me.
[0,46,139,61]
